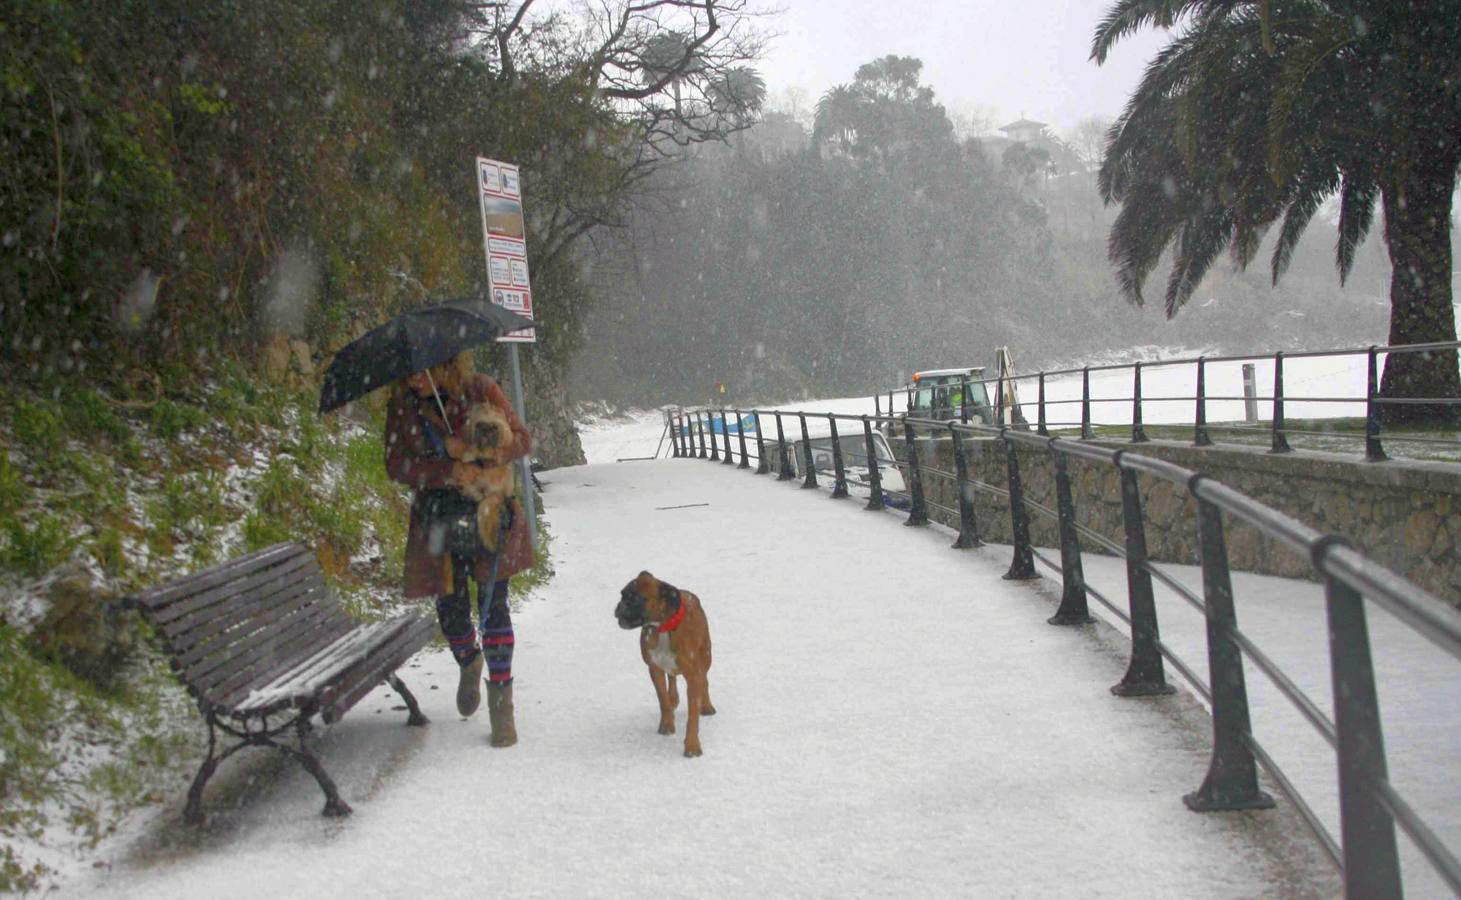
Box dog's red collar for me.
[657,604,685,633]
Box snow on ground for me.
[65,457,1352,899]
[1073,553,1460,900]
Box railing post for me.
[1037,372,1049,436]
[995,373,1006,427]
[1081,367,1094,439]
[875,393,882,417]
[710,411,723,461]
[862,417,885,510]
[671,415,683,457]
[1048,444,1094,625]
[798,413,818,489]
[720,408,734,464]
[949,424,982,549]
[1001,432,1038,581]
[1184,488,1275,812]
[753,410,769,474]
[901,420,929,526]
[828,416,849,499]
[736,411,751,468]
[960,376,970,424]
[695,412,708,459]
[1193,358,1213,447]
[1270,352,1292,453]
[1318,540,1402,898]
[774,413,795,481]
[1131,361,1149,443]
[1365,346,1388,462]
[1111,461,1174,696]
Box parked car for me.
[766,417,908,504]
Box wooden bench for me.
[124,541,436,823]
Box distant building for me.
[998,118,1050,144]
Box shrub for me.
[148,398,209,441]
[12,401,64,456]
[29,573,140,695]
[242,510,292,551]
[1,515,78,579]
[0,454,26,515]
[61,389,130,443]
[91,527,127,578]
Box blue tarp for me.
[680,413,758,435]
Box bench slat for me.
[167,571,328,663]
[129,542,306,612]
[232,617,415,715]
[321,615,437,724]
[199,608,355,707]
[183,599,343,697]
[151,550,318,627]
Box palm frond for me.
[1164,199,1235,316]
[1335,173,1378,283]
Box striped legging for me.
[436,552,514,684]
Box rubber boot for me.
[457,654,484,717]
[487,682,516,747]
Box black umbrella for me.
[317,298,533,415]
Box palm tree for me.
[813,84,862,155]
[1093,0,1461,423]
[705,66,766,122]
[641,31,700,116]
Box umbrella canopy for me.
[317,298,533,414]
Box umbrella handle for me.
[425,369,454,435]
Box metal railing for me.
[670,405,1461,899]
[877,342,1461,462]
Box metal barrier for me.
[674,405,1461,899]
[884,341,1461,463]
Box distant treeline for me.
[573,57,1395,406]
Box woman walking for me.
[385,351,534,747]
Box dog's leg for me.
[648,667,675,735]
[682,671,706,757]
[700,680,716,716]
[667,673,680,710]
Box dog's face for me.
[464,404,512,456]
[615,571,681,630]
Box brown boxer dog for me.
[615,572,715,757]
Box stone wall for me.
[903,434,1461,603]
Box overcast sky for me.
[753,0,1172,136]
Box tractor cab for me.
[908,367,994,424]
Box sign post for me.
[476,157,539,554]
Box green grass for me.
[1,514,79,578]
[61,389,130,443]
[0,454,27,514]
[147,397,210,441]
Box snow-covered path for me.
[69,457,1351,898]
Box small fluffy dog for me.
[447,403,517,551]
[614,572,715,757]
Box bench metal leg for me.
[183,714,256,825]
[388,673,429,726]
[184,716,222,826]
[286,718,352,818]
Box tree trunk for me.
[1378,145,1460,426]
